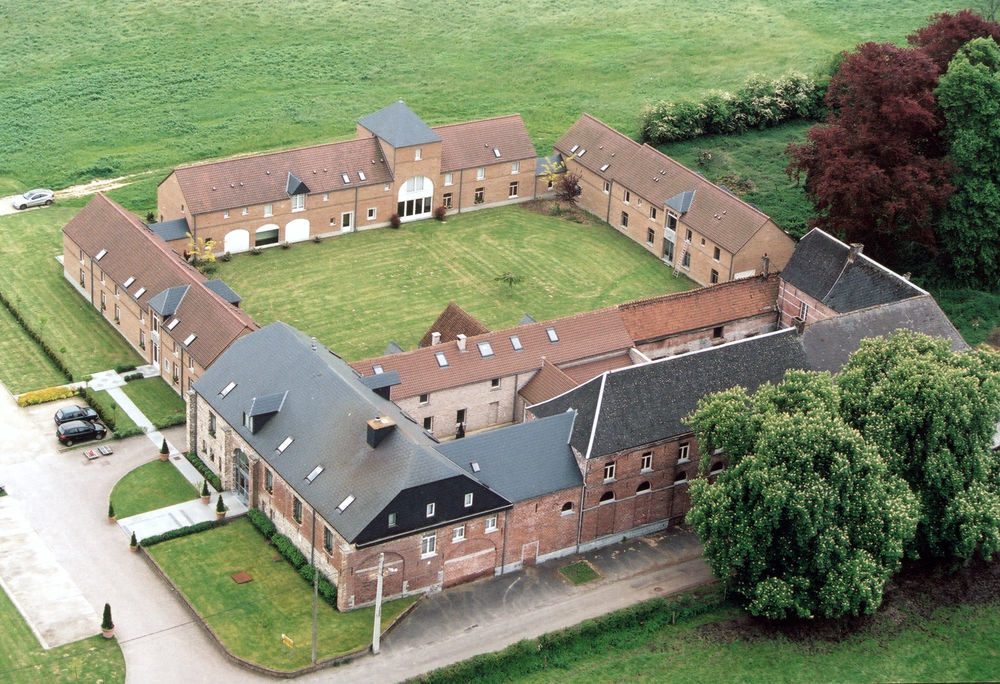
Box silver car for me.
[12,189,54,210]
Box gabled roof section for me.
[519,313,536,325]
[286,172,310,196]
[203,279,242,306]
[554,114,779,254]
[167,136,393,216]
[666,190,695,214]
[781,229,926,313]
[147,217,190,242]
[357,100,441,149]
[436,411,583,502]
[249,391,288,417]
[434,114,537,172]
[385,341,405,355]
[537,153,565,176]
[147,285,190,318]
[418,301,490,348]
[518,358,578,406]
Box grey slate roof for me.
[286,172,309,196]
[147,217,190,242]
[781,229,924,313]
[147,285,189,317]
[536,153,565,176]
[519,313,536,325]
[203,279,242,305]
[666,190,696,214]
[385,341,405,355]
[194,322,505,543]
[436,411,583,502]
[358,100,442,148]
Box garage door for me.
[285,218,310,243]
[223,229,250,254]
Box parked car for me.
[11,189,54,210]
[54,405,99,425]
[57,420,107,446]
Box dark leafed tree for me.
[554,172,582,205]
[838,331,1000,561]
[935,37,1000,287]
[787,42,952,266]
[908,9,1000,73]
[686,370,918,620]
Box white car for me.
[12,189,54,210]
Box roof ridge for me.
[584,373,608,459]
[171,135,376,175]
[618,273,777,310]
[431,113,524,131]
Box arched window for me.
[674,471,687,484]
[561,501,574,514]
[397,176,434,220]
[636,481,651,494]
[599,491,615,504]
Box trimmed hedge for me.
[0,288,73,382]
[114,364,137,373]
[17,386,78,407]
[113,425,145,440]
[157,414,186,429]
[185,452,222,491]
[140,520,217,547]
[299,564,338,606]
[246,508,337,607]
[80,387,118,429]
[247,508,276,538]
[272,532,308,569]
[123,372,143,382]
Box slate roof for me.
[62,194,257,369]
[147,217,189,242]
[194,322,508,544]
[555,114,780,254]
[203,279,242,305]
[436,411,583,502]
[780,229,925,313]
[434,115,537,173]
[357,100,442,148]
[537,153,564,176]
[147,285,189,318]
[385,341,405,355]
[418,301,490,348]
[165,136,394,216]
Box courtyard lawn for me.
[121,377,186,429]
[89,390,139,435]
[110,460,199,519]
[0,585,124,683]
[215,206,692,360]
[0,1,958,197]
[0,302,66,395]
[147,519,417,671]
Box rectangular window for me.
[323,193,330,201]
[713,325,724,339]
[79,269,85,287]
[641,451,653,472]
[685,228,693,242]
[624,190,631,204]
[139,330,146,348]
[223,210,229,219]
[421,532,437,557]
[546,327,559,342]
[443,192,453,209]
[423,416,433,431]
[208,412,216,437]
[173,340,179,356]
[264,204,273,217]
[367,207,376,220]
[490,377,500,389]
[476,167,485,181]
[293,497,302,523]
[324,527,333,553]
[799,301,809,320]
[435,352,448,368]
[667,213,678,231]
[464,492,474,507]
[713,246,721,261]
[100,292,106,310]
[485,515,498,532]
[474,187,484,204]
[650,206,658,220]
[711,269,719,284]
[456,408,466,425]
[188,356,194,372]
[509,181,519,198]
[415,147,422,161]
[265,468,273,491]
[388,512,397,528]
[510,335,523,351]
[646,228,655,244]
[419,393,429,404]
[444,173,453,186]
[511,161,520,174]
[341,212,352,230]
[426,502,436,518]
[477,341,494,357]
[114,304,120,323]
[620,211,629,229]
[678,442,691,462]
[242,207,248,216]
[452,526,466,542]
[291,194,305,211]
[603,461,616,481]
[682,252,691,268]
[603,180,611,193]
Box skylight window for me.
[435,351,449,368]
[184,333,197,346]
[337,495,355,512]
[220,381,236,397]
[167,319,180,330]
[569,144,579,153]
[134,287,146,298]
[342,173,350,184]
[600,163,610,172]
[577,149,586,157]
[277,436,293,453]
[471,462,481,473]
[358,170,366,181]
[123,276,135,288]
[477,341,494,358]
[305,465,324,483]
[373,364,384,374]
[95,249,108,261]
[546,327,559,342]
[510,335,523,351]
[493,148,501,158]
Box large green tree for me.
[935,38,1000,287]
[838,331,1000,560]
[686,371,919,620]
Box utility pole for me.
[372,552,385,654]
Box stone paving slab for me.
[119,492,248,542]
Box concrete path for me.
[120,493,247,542]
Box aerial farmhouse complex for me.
[59,101,964,610]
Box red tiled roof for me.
[352,307,633,399]
[62,194,258,368]
[518,358,577,406]
[434,115,537,172]
[561,353,634,383]
[418,301,490,348]
[555,114,778,254]
[167,137,394,216]
[619,275,780,344]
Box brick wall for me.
[777,280,838,327]
[732,221,795,278]
[394,374,522,439]
[156,173,186,223]
[635,311,778,360]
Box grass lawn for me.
[110,460,198,519]
[559,561,601,585]
[89,390,139,435]
[147,519,417,671]
[0,585,124,683]
[0,1,958,197]
[215,205,692,360]
[0,301,66,394]
[121,377,186,428]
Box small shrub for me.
[108,501,115,519]
[312,235,321,244]
[280,241,291,249]
[160,438,169,455]
[101,603,113,631]
[140,520,216,547]
[123,372,143,382]
[17,386,77,407]
[271,533,308,569]
[113,426,144,440]
[114,363,137,373]
[218,251,232,262]
[130,531,138,548]
[389,213,402,229]
[250,246,262,256]
[433,205,447,221]
[201,480,210,497]
[247,508,276,539]
[216,494,227,513]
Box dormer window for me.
[477,341,494,358]
[464,493,473,507]
[435,351,448,368]
[546,327,559,343]
[388,512,397,527]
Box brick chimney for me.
[366,416,396,448]
[761,253,770,278]
[848,243,863,263]
[456,334,467,352]
[431,331,441,346]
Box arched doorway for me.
[396,176,434,221]
[285,218,310,243]
[223,229,250,254]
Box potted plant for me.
[107,501,116,523]
[101,603,114,639]
[215,495,227,520]
[200,480,210,504]
[159,438,169,462]
[129,531,138,552]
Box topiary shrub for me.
[215,495,227,514]
[107,501,115,519]
[130,531,138,548]
[160,438,169,455]
[101,603,113,631]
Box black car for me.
[54,405,99,425]
[57,420,107,446]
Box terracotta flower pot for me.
[216,510,226,520]
[101,627,115,639]
[159,452,169,462]
[201,494,210,504]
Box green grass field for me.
[0,1,957,196]
[215,205,693,360]
[0,586,124,683]
[110,460,199,519]
[121,378,186,428]
[147,519,416,671]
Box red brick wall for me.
[777,280,838,327]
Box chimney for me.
[761,253,770,278]
[366,416,396,448]
[456,334,467,352]
[311,337,318,352]
[793,316,806,334]
[431,331,441,346]
[848,243,863,263]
